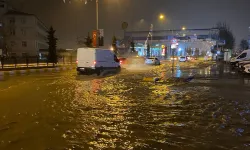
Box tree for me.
[130,40,135,53]
[215,22,235,50]
[146,44,150,57]
[84,32,92,47]
[47,26,58,65]
[112,36,118,55]
[240,39,249,50]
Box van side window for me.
[237,53,247,59]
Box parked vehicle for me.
[242,63,250,73]
[179,56,187,62]
[170,56,178,61]
[230,50,250,67]
[76,48,120,75]
[239,60,250,69]
[145,57,161,65]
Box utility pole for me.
[96,0,99,30]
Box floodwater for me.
[0,62,250,150]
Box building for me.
[2,10,48,57]
[0,0,10,55]
[120,28,219,58]
[0,0,9,18]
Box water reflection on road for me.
[0,63,250,149]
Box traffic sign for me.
[171,38,178,44]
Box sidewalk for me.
[0,64,75,76]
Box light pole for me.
[96,0,99,30]
[84,0,99,30]
[64,0,99,30]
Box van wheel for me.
[96,67,103,76]
[117,66,121,72]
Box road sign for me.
[99,29,104,37]
[171,38,178,44]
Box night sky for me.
[9,0,250,49]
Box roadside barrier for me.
[0,66,74,76]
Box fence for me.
[0,56,76,69]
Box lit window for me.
[22,41,27,47]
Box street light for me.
[182,27,186,30]
[159,14,165,20]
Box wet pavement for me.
[0,62,250,150]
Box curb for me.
[0,66,74,76]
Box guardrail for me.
[0,56,76,70]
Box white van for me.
[76,48,120,75]
[230,50,250,67]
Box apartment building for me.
[0,0,9,55]
[2,10,48,57]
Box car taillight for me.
[120,60,123,64]
[94,61,96,65]
[76,60,78,64]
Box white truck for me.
[76,48,120,75]
[230,50,250,67]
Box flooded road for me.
[0,62,250,150]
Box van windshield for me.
[238,53,247,59]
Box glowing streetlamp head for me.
[182,27,186,30]
[159,14,165,20]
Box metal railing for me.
[0,56,76,70]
